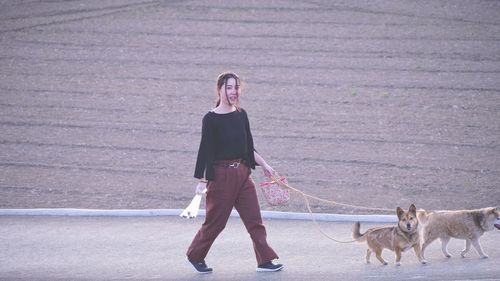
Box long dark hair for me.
[215,71,242,110]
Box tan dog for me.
[417,207,500,259]
[353,204,426,266]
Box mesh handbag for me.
[259,175,290,206]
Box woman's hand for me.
[262,163,276,178]
[195,182,207,195]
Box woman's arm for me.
[194,113,215,180]
[254,151,275,177]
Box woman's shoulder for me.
[239,108,249,119]
[202,111,215,123]
[234,107,248,118]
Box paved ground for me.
[1,0,499,214]
[1,216,499,281]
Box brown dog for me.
[417,207,500,259]
[353,204,426,266]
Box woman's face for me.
[219,77,240,106]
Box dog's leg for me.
[365,249,371,264]
[440,237,452,258]
[413,244,427,264]
[420,235,436,261]
[461,239,471,258]
[395,248,402,266]
[471,238,488,258]
[375,249,388,265]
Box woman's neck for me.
[213,104,236,114]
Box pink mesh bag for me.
[259,176,290,206]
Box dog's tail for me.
[417,209,429,224]
[352,222,366,241]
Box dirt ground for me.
[0,0,499,214]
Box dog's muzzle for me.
[494,224,500,230]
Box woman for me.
[186,71,283,273]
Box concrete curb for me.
[0,208,397,223]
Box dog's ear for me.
[409,204,416,214]
[397,207,404,219]
[486,207,499,216]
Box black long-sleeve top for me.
[194,109,257,180]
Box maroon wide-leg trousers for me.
[186,160,278,266]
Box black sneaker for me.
[256,261,284,272]
[188,259,213,274]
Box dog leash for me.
[268,174,394,212]
[268,174,394,243]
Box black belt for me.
[214,159,243,168]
